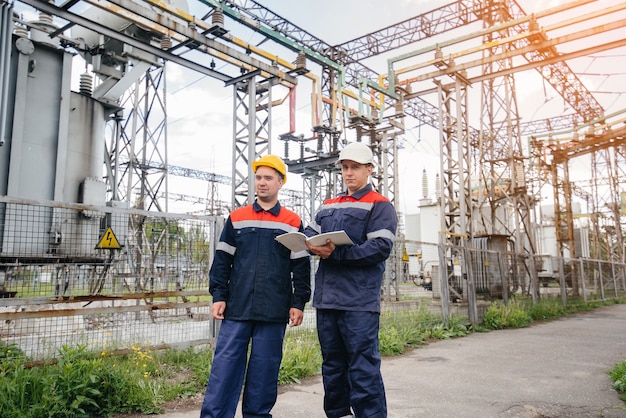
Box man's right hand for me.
[306,239,336,260]
[211,301,226,319]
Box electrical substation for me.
[0,0,625,359]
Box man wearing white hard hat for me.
[201,155,311,418]
[305,141,398,418]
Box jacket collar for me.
[253,199,281,215]
[339,183,372,200]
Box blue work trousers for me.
[317,309,387,418]
[200,320,286,418]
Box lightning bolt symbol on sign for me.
[96,227,121,249]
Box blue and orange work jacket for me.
[305,184,397,313]
[209,200,311,323]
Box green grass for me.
[279,331,322,384]
[0,297,623,416]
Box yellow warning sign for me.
[96,227,121,249]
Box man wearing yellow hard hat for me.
[201,155,311,418]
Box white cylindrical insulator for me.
[212,8,224,26]
[161,35,172,50]
[14,26,29,38]
[79,72,93,95]
[29,8,60,47]
[395,100,403,116]
[296,51,306,71]
[38,12,53,25]
[434,47,443,61]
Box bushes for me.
[378,307,470,356]
[482,300,532,329]
[609,359,626,402]
[528,298,566,320]
[479,297,606,329]
[279,332,323,384]
[0,344,207,417]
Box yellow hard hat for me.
[252,154,287,183]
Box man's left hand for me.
[306,239,336,260]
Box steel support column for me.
[231,74,273,209]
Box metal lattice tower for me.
[230,74,274,209]
[533,121,626,262]
[107,66,168,212]
[471,1,536,256]
[436,77,471,247]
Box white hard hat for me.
[337,142,374,165]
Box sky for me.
[13,0,626,216]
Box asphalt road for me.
[149,302,626,418]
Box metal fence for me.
[431,241,626,323]
[380,239,625,324]
[0,195,222,360]
[1,196,624,361]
